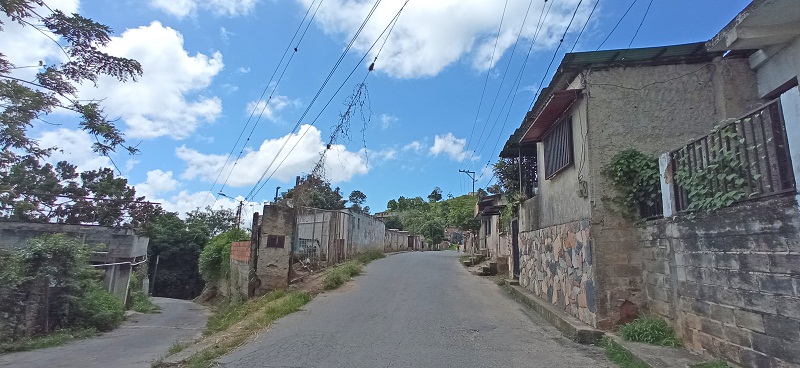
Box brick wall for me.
[639,195,800,367]
[230,241,250,262]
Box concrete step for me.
[506,279,520,286]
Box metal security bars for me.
[543,116,574,180]
[670,99,794,212]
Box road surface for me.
[219,251,611,367]
[0,297,208,368]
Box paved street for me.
[0,298,208,368]
[220,251,612,367]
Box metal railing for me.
[670,99,794,212]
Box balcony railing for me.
[669,98,795,213]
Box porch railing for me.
[669,98,795,213]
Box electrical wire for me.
[460,0,511,171]
[570,0,599,52]
[244,0,385,200]
[628,0,654,48]
[246,0,411,201]
[596,0,637,50]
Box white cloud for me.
[77,22,224,140]
[176,124,370,193]
[238,66,251,74]
[402,141,423,152]
[245,95,299,122]
[222,83,239,93]
[220,26,232,41]
[379,114,398,130]
[124,159,140,172]
[0,0,79,81]
[297,0,593,78]
[135,170,179,199]
[429,133,477,162]
[150,0,258,18]
[38,128,113,172]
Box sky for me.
[2,0,752,221]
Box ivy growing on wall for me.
[602,149,661,219]
[673,124,760,213]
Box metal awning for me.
[520,89,582,143]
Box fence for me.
[291,208,351,282]
[668,99,794,212]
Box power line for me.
[529,0,585,110]
[628,0,654,48]
[596,0,637,50]
[570,0,599,52]
[200,0,326,207]
[244,0,386,201]
[460,0,511,171]
[247,0,411,201]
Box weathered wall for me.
[224,241,250,299]
[254,205,294,295]
[584,57,761,329]
[753,35,800,98]
[519,219,596,326]
[350,211,386,253]
[0,222,148,258]
[384,229,407,251]
[639,195,800,367]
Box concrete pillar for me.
[254,205,295,296]
[779,86,800,207]
[659,152,677,217]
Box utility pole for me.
[274,186,281,203]
[459,170,477,195]
[219,192,244,230]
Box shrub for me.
[323,261,362,290]
[128,273,160,314]
[199,229,249,282]
[355,249,385,264]
[72,286,125,332]
[619,316,681,347]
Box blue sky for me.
[3,0,751,218]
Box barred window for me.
[543,116,574,179]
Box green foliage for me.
[0,1,142,169]
[445,195,480,233]
[428,187,443,202]
[145,212,209,300]
[618,316,681,347]
[692,361,730,368]
[355,249,385,264]
[602,149,661,219]
[205,290,288,335]
[603,337,648,368]
[72,285,125,332]
[186,206,238,237]
[323,261,363,290]
[674,125,758,213]
[278,175,346,210]
[128,272,160,314]
[199,229,248,282]
[383,215,403,230]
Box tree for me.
[1,1,143,168]
[348,190,367,213]
[277,175,346,210]
[145,212,208,300]
[428,187,443,203]
[487,184,502,195]
[446,195,480,233]
[384,215,403,230]
[186,206,238,237]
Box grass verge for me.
[618,316,681,347]
[355,249,385,264]
[205,290,288,335]
[603,337,648,368]
[130,290,161,314]
[0,329,97,354]
[323,261,363,290]
[180,291,311,368]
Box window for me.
[543,116,574,179]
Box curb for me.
[499,283,604,345]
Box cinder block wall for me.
[638,195,800,367]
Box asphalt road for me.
[0,297,208,368]
[219,251,612,368]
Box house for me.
[500,42,762,329]
[474,193,511,273]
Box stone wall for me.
[254,205,294,295]
[518,219,597,327]
[639,195,800,367]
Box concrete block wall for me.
[254,205,294,296]
[350,211,386,253]
[518,219,597,327]
[638,195,800,367]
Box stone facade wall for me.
[254,205,294,295]
[518,219,597,327]
[639,195,800,367]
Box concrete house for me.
[500,43,762,330]
[474,193,510,273]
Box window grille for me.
[543,116,574,179]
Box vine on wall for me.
[602,149,661,219]
[673,124,760,213]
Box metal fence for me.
[670,98,794,212]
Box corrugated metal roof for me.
[499,42,738,158]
